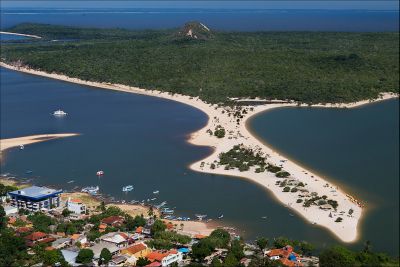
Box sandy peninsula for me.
[0,133,79,153]
[0,31,41,39]
[1,61,398,243]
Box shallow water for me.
[249,100,399,255]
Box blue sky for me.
[2,1,399,10]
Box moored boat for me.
[122,185,134,192]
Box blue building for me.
[8,186,62,212]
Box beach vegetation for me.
[283,186,291,192]
[266,164,282,173]
[296,199,303,203]
[275,171,291,178]
[0,183,18,197]
[335,217,343,223]
[290,187,298,193]
[219,144,266,172]
[210,163,216,169]
[214,125,226,138]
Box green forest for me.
[1,23,399,104]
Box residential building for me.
[51,237,72,249]
[266,245,303,267]
[101,216,124,227]
[146,250,183,267]
[61,248,80,266]
[100,232,129,248]
[8,186,62,212]
[121,242,151,258]
[3,205,18,215]
[25,232,56,247]
[67,198,86,214]
[89,241,121,260]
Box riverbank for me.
[0,133,80,160]
[1,61,398,243]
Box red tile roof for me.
[101,216,124,225]
[124,243,147,254]
[25,232,47,241]
[136,226,143,233]
[146,251,169,262]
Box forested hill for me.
[1,23,399,104]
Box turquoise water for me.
[249,100,399,255]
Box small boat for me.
[19,145,24,150]
[155,201,167,209]
[153,190,159,194]
[195,214,207,221]
[261,216,268,219]
[25,170,33,174]
[53,109,67,116]
[150,198,157,201]
[96,170,104,176]
[67,180,75,184]
[122,185,134,192]
[218,214,224,219]
[81,186,99,195]
[161,208,174,214]
[289,213,294,217]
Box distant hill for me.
[174,21,213,40]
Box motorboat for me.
[96,170,104,176]
[122,185,134,192]
[53,109,67,116]
[153,190,160,194]
[19,145,24,150]
[81,186,99,195]
[218,214,224,219]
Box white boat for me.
[81,186,99,195]
[96,170,104,176]
[67,180,75,184]
[218,214,224,219]
[122,185,134,192]
[195,214,207,221]
[53,109,67,116]
[19,145,24,150]
[153,190,160,194]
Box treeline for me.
[1,23,399,104]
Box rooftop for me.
[9,186,62,199]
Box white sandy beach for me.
[1,61,398,243]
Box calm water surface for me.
[249,100,399,255]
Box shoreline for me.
[0,31,42,39]
[1,61,398,243]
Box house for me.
[121,242,151,258]
[16,226,33,235]
[110,255,128,266]
[319,204,333,210]
[89,242,121,260]
[25,232,56,247]
[99,232,129,248]
[51,237,72,249]
[101,216,124,227]
[67,198,86,214]
[8,186,62,212]
[266,245,303,267]
[146,250,183,267]
[99,223,107,232]
[61,248,80,266]
[3,205,18,215]
[70,233,87,246]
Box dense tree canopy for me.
[2,23,398,105]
